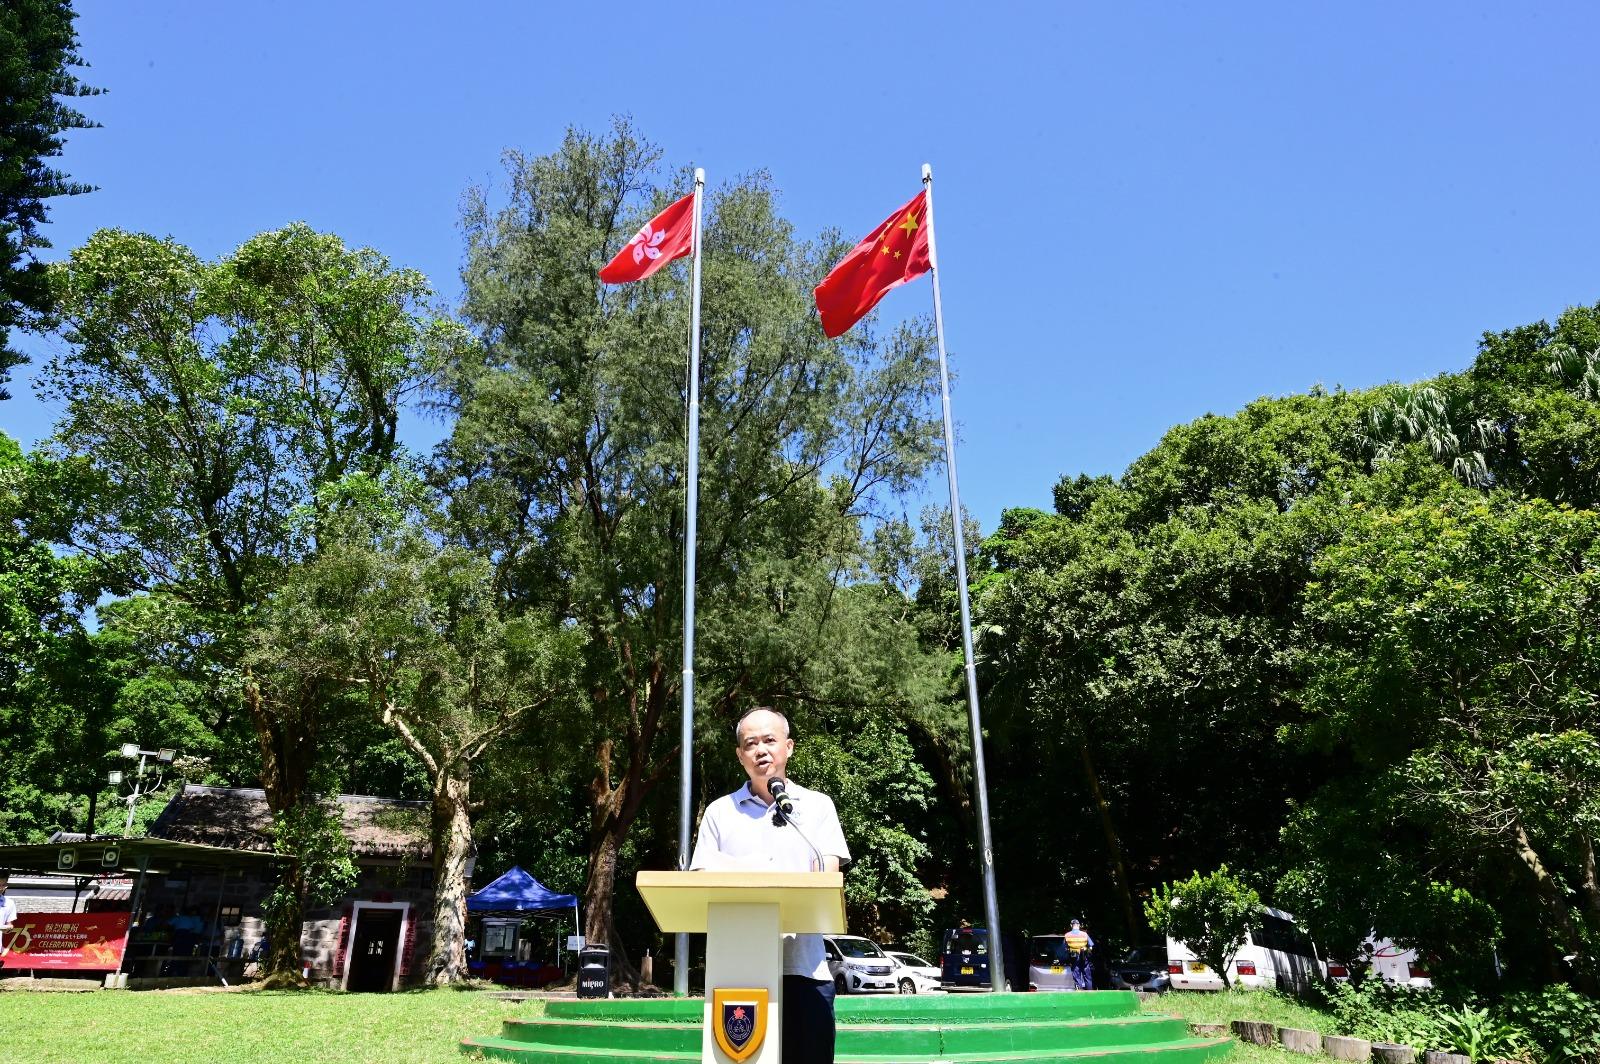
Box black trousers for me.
[782,974,836,1064]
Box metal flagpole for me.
[675,167,707,998]
[922,162,1008,992]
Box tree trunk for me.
[582,818,639,986]
[1509,821,1595,992]
[248,675,319,981]
[1578,832,1600,925]
[1079,742,1138,937]
[426,772,474,986]
[84,790,97,837]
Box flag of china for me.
[813,190,932,338]
[599,191,695,283]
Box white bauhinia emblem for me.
[629,222,669,265]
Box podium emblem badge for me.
[712,987,768,1062]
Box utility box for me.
[577,943,611,999]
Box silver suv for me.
[824,935,897,994]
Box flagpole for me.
[922,162,1007,993]
[675,168,706,998]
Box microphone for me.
[767,778,825,871]
[768,777,796,818]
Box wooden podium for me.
[637,870,846,1064]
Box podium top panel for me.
[636,870,847,934]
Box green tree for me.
[0,430,117,841]
[1144,866,1261,989]
[976,391,1364,939]
[438,121,944,975]
[1300,493,1600,989]
[251,474,583,984]
[0,0,99,399]
[42,224,460,976]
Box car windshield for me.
[834,938,884,959]
[946,931,987,954]
[1031,936,1071,964]
[895,954,931,968]
[1118,948,1166,966]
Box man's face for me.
[735,711,793,788]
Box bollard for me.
[1325,1034,1373,1061]
[1278,1027,1324,1055]
[1231,1020,1277,1046]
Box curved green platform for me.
[461,990,1231,1063]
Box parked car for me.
[1165,906,1325,993]
[1027,934,1077,992]
[885,950,940,994]
[1108,945,1170,993]
[824,935,897,994]
[1327,937,1433,989]
[939,927,1026,991]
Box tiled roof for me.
[150,786,431,860]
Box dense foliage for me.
[0,0,99,398]
[3,106,1597,1009]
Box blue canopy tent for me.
[466,866,580,973]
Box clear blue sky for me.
[6,1,1599,530]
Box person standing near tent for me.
[691,708,850,1064]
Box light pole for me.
[110,743,174,834]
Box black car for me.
[1109,945,1170,992]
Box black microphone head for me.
[768,777,788,796]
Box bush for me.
[1143,866,1260,990]
[1330,982,1530,1062]
[1499,985,1600,1064]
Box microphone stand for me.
[769,793,826,872]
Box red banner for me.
[0,912,130,970]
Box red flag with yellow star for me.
[814,190,932,338]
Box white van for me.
[1165,906,1325,993]
[1328,937,1433,989]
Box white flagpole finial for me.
[921,162,932,181]
[694,167,705,184]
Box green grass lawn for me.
[0,985,1344,1064]
[0,987,541,1064]
[1140,987,1345,1064]
[1141,986,1339,1034]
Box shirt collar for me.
[735,780,803,808]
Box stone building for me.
[145,784,435,990]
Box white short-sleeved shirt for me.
[689,780,850,980]
[0,894,17,930]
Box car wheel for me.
[898,977,915,995]
[833,973,848,995]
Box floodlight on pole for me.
[115,743,178,834]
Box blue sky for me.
[6,1,1599,530]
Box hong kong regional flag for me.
[813,190,932,338]
[599,192,695,283]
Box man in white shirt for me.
[691,708,850,1064]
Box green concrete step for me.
[463,1034,1231,1064]
[540,990,1144,1025]
[463,1038,694,1064]
[462,991,1231,1064]
[500,1018,699,1052]
[497,1014,1191,1055]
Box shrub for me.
[1498,986,1600,1064]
